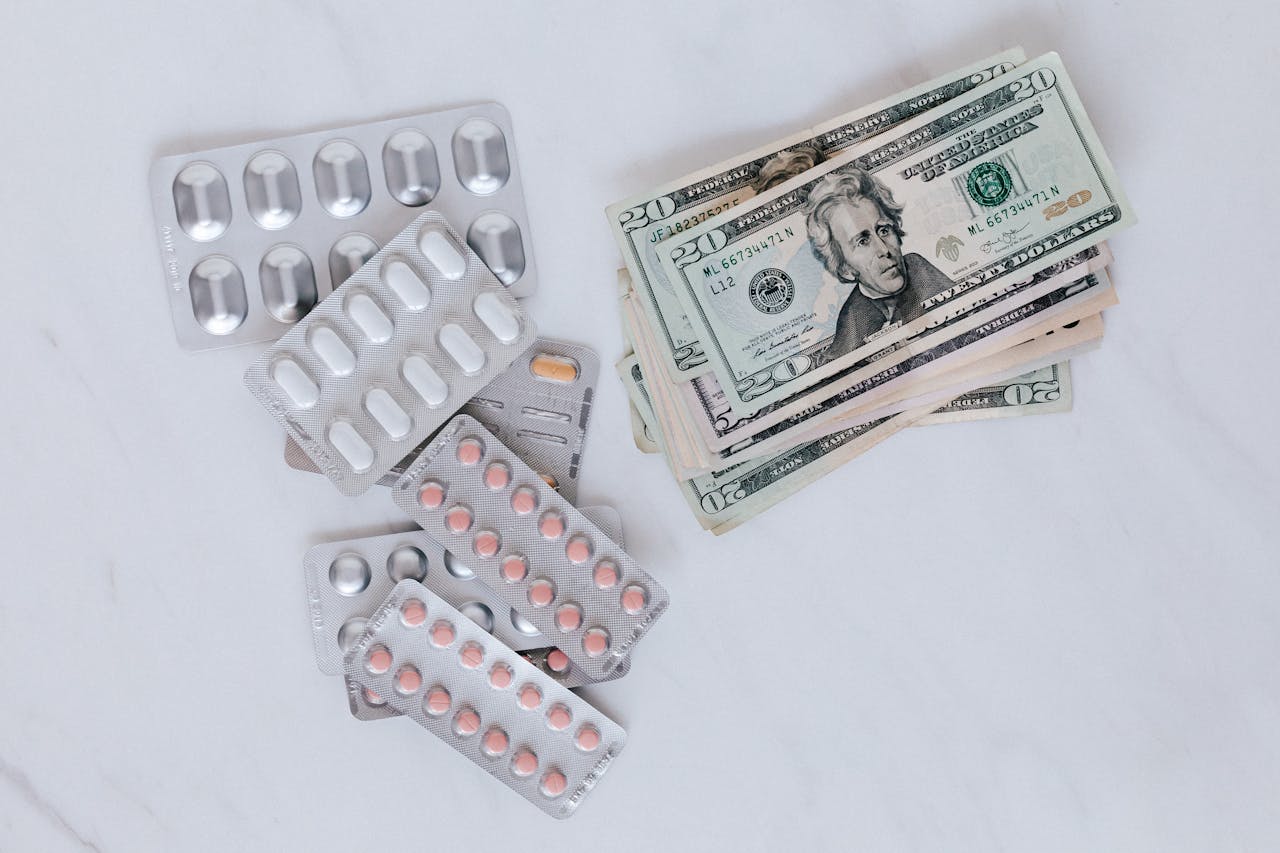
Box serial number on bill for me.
[968,186,1060,233]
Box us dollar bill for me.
[606,49,1026,382]
[659,52,1134,416]
[916,361,1072,424]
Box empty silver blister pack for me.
[244,211,537,496]
[392,415,670,681]
[284,339,599,502]
[305,506,625,673]
[151,102,536,350]
[345,580,627,818]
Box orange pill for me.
[425,686,451,716]
[575,725,601,752]
[458,641,484,669]
[456,438,483,465]
[418,481,445,509]
[555,603,582,632]
[565,536,592,564]
[593,560,618,589]
[518,684,543,710]
[482,726,509,756]
[621,584,648,615]
[453,708,480,737]
[529,354,579,383]
[546,649,570,673]
[510,487,538,515]
[582,627,610,658]
[400,599,427,627]
[539,511,564,539]
[511,748,538,777]
[396,666,422,694]
[430,620,456,647]
[528,578,555,608]
[546,704,572,731]
[540,474,559,490]
[366,645,392,674]
[473,530,500,558]
[446,505,473,534]
[488,662,513,689]
[484,462,510,490]
[500,554,528,583]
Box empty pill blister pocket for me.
[244,211,537,497]
[344,580,627,819]
[283,338,600,502]
[151,102,536,350]
[391,415,669,682]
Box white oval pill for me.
[327,420,375,471]
[308,326,355,376]
[402,355,448,406]
[271,358,319,408]
[439,324,486,374]
[364,388,411,439]
[418,228,467,280]
[345,291,393,342]
[382,260,432,311]
[472,292,520,343]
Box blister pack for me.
[345,580,627,818]
[244,211,537,496]
[392,415,670,681]
[284,339,599,502]
[151,102,536,350]
[304,506,624,674]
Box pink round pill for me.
[565,536,592,564]
[453,708,480,737]
[482,727,509,757]
[511,748,538,777]
[538,511,565,539]
[528,579,555,608]
[396,666,422,695]
[484,463,510,490]
[546,649,570,673]
[582,627,610,658]
[418,481,445,509]
[621,584,648,615]
[546,704,572,731]
[500,554,528,583]
[510,487,538,515]
[540,770,567,798]
[446,505,473,534]
[425,686,451,716]
[473,530,500,558]
[555,603,582,632]
[488,663,513,690]
[575,725,601,752]
[430,620,456,648]
[518,684,543,711]
[400,599,427,627]
[366,646,392,674]
[458,641,484,669]
[456,438,483,465]
[593,560,618,589]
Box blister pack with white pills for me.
[392,415,670,681]
[346,580,627,818]
[284,339,599,502]
[304,505,625,674]
[244,211,537,496]
[151,102,536,350]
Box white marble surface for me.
[2,1,1277,849]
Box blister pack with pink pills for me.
[304,505,625,675]
[151,102,536,350]
[284,338,599,502]
[346,580,627,818]
[391,415,670,681]
[244,211,537,496]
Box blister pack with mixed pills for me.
[244,211,537,496]
[151,102,536,350]
[284,338,599,502]
[392,415,670,681]
[305,505,625,674]
[345,580,627,818]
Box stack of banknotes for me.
[606,49,1134,533]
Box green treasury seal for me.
[966,161,1013,208]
